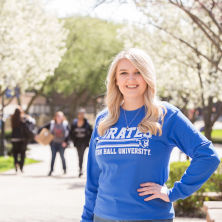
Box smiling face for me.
[115,58,147,100]
[78,111,85,120]
[55,113,63,124]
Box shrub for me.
[5,130,12,140]
[167,159,222,217]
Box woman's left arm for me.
[138,109,220,202]
[165,109,220,202]
[61,123,70,148]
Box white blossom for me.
[0,0,68,93]
[117,3,222,109]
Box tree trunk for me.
[25,93,39,113]
[68,89,88,121]
[203,97,213,140]
[16,95,21,105]
[204,125,212,141]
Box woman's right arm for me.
[37,122,51,134]
[81,117,102,222]
[68,120,76,142]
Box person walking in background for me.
[69,108,92,177]
[11,107,35,173]
[39,111,70,176]
[81,48,220,222]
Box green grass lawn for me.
[210,129,222,143]
[211,129,222,140]
[201,129,222,143]
[0,156,40,173]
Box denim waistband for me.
[93,214,173,222]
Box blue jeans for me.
[50,141,66,172]
[93,214,173,222]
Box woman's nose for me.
[127,73,136,80]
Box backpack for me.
[22,122,35,142]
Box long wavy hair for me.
[97,48,167,136]
[11,106,24,128]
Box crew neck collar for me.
[120,104,145,113]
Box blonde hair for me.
[53,111,66,123]
[98,48,167,137]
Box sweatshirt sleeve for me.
[167,109,221,202]
[64,123,70,143]
[37,122,51,134]
[81,117,102,222]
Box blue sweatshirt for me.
[81,101,220,221]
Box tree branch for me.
[147,21,222,72]
[196,0,222,34]
[169,0,222,52]
[4,97,14,107]
[212,103,222,125]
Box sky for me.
[43,0,146,24]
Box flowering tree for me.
[118,21,201,113]
[133,0,222,139]
[98,0,222,139]
[0,0,68,96]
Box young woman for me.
[81,48,220,222]
[11,107,35,173]
[39,111,70,176]
[69,108,92,177]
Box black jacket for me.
[69,118,92,148]
[12,121,34,142]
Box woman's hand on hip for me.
[137,182,170,202]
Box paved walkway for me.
[0,144,86,222]
[1,143,221,222]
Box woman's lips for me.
[126,85,139,89]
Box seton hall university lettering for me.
[95,127,152,156]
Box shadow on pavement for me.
[67,181,86,189]
[0,173,17,176]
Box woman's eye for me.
[120,72,127,75]
[136,71,141,75]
